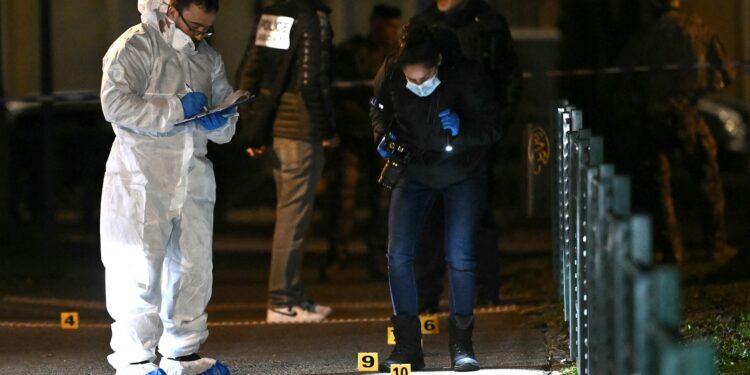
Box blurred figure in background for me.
[322,4,402,280]
[411,0,522,312]
[236,0,339,323]
[619,0,736,264]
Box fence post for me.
[556,107,574,326]
[578,136,602,375]
[648,268,716,375]
[591,164,616,373]
[571,129,589,373]
[564,109,584,360]
[615,177,631,375]
[552,103,572,304]
[653,268,681,375]
[624,215,652,374]
[661,342,716,375]
[572,130,603,374]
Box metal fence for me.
[551,101,716,375]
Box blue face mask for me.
[406,74,441,97]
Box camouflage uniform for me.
[624,7,735,263]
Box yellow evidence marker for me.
[420,315,439,334]
[390,363,411,375]
[60,312,79,329]
[387,326,396,345]
[357,352,378,372]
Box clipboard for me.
[175,90,255,126]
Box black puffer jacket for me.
[370,57,504,188]
[412,0,522,124]
[236,0,336,147]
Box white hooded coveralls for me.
[99,8,237,370]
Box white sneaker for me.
[160,357,229,375]
[266,303,332,323]
[300,300,332,317]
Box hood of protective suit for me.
[137,0,164,14]
[138,0,167,26]
[138,0,196,54]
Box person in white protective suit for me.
[100,0,235,374]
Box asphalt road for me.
[0,217,559,375]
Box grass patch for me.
[681,263,750,375]
[682,312,750,374]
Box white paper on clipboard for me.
[175,90,253,126]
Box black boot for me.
[448,315,479,372]
[379,315,425,372]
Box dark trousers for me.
[415,175,499,310]
[387,176,487,316]
[324,144,386,267]
[632,107,727,262]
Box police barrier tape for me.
[0,304,550,329]
[1,60,747,104]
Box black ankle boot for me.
[448,315,479,372]
[379,315,426,372]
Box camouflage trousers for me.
[633,106,727,263]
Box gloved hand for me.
[377,132,396,159]
[181,92,208,118]
[217,106,238,117]
[196,113,228,131]
[438,109,460,137]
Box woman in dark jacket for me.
[370,23,504,372]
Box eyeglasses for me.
[171,4,214,38]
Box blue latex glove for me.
[181,92,208,118]
[438,109,460,137]
[197,113,228,131]
[377,132,396,159]
[218,107,238,117]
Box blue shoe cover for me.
[199,361,230,375]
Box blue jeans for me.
[387,176,487,316]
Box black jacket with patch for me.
[236,0,336,147]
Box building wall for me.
[51,1,115,94]
[0,0,252,97]
[0,0,745,100]
[2,0,40,96]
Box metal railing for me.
[551,101,716,375]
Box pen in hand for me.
[184,83,209,113]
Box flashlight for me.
[444,129,453,152]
